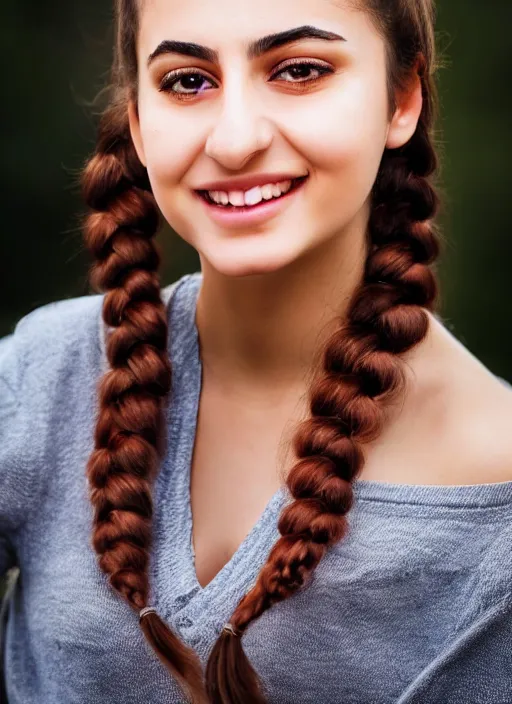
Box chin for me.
[199,237,304,279]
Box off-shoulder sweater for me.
[1,271,511,703]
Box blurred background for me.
[0,0,511,377]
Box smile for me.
[194,175,309,229]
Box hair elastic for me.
[139,606,157,622]
[222,623,240,637]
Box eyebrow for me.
[147,25,347,68]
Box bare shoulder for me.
[429,313,512,485]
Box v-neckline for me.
[150,273,512,632]
[173,273,288,602]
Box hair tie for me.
[139,606,157,622]
[222,623,240,637]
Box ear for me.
[385,60,424,150]
[127,99,147,167]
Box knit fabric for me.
[1,271,511,703]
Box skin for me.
[128,0,422,390]
[127,0,512,557]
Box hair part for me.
[81,1,443,701]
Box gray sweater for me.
[1,270,511,703]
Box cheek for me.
[294,78,389,204]
[135,99,202,239]
[136,90,200,196]
[140,123,190,189]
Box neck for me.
[195,213,369,401]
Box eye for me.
[158,60,334,99]
[271,59,334,85]
[159,69,214,98]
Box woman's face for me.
[129,0,420,277]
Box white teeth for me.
[227,191,245,207]
[244,186,265,207]
[208,179,294,207]
[261,184,274,200]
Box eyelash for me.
[158,60,334,100]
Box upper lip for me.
[195,172,308,193]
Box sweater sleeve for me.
[0,321,42,577]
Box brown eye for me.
[159,70,216,97]
[271,61,333,84]
[159,60,333,100]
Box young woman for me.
[1,0,511,702]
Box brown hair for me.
[81,0,443,701]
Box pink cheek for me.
[297,114,372,164]
[146,154,181,186]
[306,143,367,177]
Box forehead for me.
[137,0,376,59]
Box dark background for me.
[1,0,511,383]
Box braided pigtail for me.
[205,51,442,704]
[79,0,442,700]
[81,101,207,703]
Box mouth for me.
[195,175,309,211]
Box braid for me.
[82,102,207,703]
[78,1,443,701]
[205,109,442,702]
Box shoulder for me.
[458,376,512,484]
[8,273,199,383]
[11,292,104,348]
[2,292,103,371]
[430,314,512,485]
[6,293,104,385]
[3,272,200,392]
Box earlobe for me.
[127,100,147,167]
[385,66,424,150]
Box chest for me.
[186,364,510,591]
[189,386,300,589]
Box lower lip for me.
[194,177,308,229]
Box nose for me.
[204,79,274,171]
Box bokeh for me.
[1,0,511,383]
